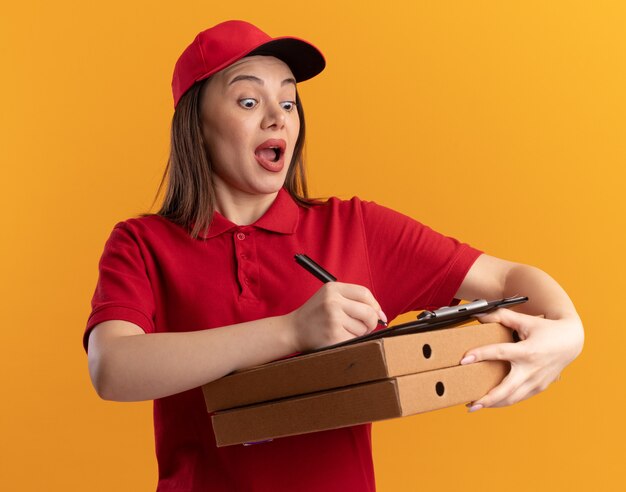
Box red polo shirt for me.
[84,187,481,491]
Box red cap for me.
[171,20,326,108]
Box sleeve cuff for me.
[83,305,155,353]
[425,247,483,310]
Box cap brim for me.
[246,37,326,82]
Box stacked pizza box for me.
[202,322,512,447]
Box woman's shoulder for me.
[303,193,372,212]
[299,194,422,237]
[304,193,400,218]
[106,214,190,243]
[302,194,427,235]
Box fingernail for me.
[378,310,388,323]
[460,355,476,365]
[468,404,483,413]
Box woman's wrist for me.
[276,312,300,355]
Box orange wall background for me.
[2,1,625,490]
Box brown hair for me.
[143,77,316,239]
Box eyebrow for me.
[228,74,297,87]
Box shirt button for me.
[236,232,246,240]
[244,277,249,285]
[240,254,247,260]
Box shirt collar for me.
[197,187,299,239]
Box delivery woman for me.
[83,20,584,491]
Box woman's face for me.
[200,55,300,199]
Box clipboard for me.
[301,295,528,355]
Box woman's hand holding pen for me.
[460,309,584,411]
[285,283,388,352]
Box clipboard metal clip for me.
[417,299,490,321]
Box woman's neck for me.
[213,187,279,225]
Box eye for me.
[238,98,257,109]
[280,101,296,112]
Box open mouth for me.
[255,147,281,162]
[254,139,286,164]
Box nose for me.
[260,102,286,130]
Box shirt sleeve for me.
[83,222,156,352]
[359,200,482,320]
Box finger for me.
[342,315,370,337]
[470,367,525,409]
[342,300,379,334]
[335,283,387,323]
[490,381,540,408]
[461,341,525,365]
[473,308,534,339]
[489,371,556,407]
